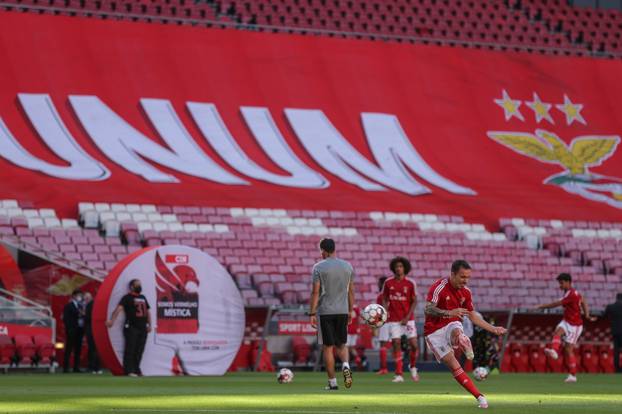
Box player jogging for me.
[535,273,596,383]
[382,257,419,382]
[424,260,506,409]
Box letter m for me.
[285,109,475,196]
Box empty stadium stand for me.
[1,0,622,57]
[1,199,620,314]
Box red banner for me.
[0,12,621,225]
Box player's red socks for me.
[379,347,388,370]
[409,348,418,368]
[452,367,482,399]
[567,351,577,376]
[551,335,562,353]
[394,350,403,375]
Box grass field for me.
[0,372,620,414]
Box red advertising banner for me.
[277,321,316,335]
[92,245,244,375]
[0,12,622,225]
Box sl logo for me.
[489,90,622,209]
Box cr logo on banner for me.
[165,255,189,264]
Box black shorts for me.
[318,314,348,346]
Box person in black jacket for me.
[84,292,102,374]
[106,279,152,376]
[605,293,622,373]
[62,289,85,373]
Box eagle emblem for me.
[488,129,622,208]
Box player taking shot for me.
[424,260,507,409]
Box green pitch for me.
[0,372,620,413]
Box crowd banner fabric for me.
[92,246,245,376]
[1,12,622,226]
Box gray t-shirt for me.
[312,257,354,315]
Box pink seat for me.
[280,291,298,305]
[11,217,28,228]
[252,274,270,286]
[0,226,14,235]
[264,297,282,306]
[257,282,275,298]
[77,245,93,253]
[246,297,264,306]
[240,289,258,299]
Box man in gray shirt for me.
[309,238,355,390]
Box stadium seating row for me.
[1,199,620,314]
[508,323,610,343]
[501,217,622,277]
[0,334,54,368]
[501,342,617,373]
[1,0,621,57]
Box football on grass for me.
[277,368,294,384]
[473,366,489,381]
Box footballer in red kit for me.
[535,273,596,383]
[424,260,506,409]
[382,257,419,383]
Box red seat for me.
[528,344,547,372]
[0,335,16,366]
[292,336,311,364]
[580,344,599,373]
[229,340,252,371]
[14,334,37,366]
[546,346,566,373]
[500,344,513,372]
[33,335,55,366]
[509,343,530,372]
[598,344,615,373]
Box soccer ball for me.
[362,304,388,328]
[277,368,294,384]
[473,366,489,381]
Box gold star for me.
[494,90,524,122]
[555,94,586,125]
[526,93,554,124]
